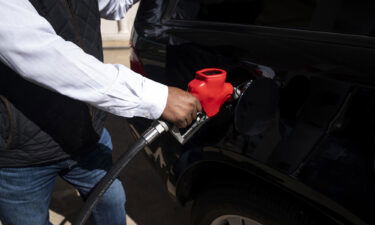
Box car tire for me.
[191,185,328,225]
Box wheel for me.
[191,185,330,225]
[210,215,263,225]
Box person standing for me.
[0,1,201,224]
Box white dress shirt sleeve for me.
[0,1,168,119]
[98,0,136,20]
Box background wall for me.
[100,2,140,46]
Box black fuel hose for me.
[73,121,169,225]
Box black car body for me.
[128,1,375,224]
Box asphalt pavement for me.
[49,48,191,225]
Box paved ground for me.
[49,48,191,225]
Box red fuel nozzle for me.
[188,68,233,117]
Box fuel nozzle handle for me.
[170,112,208,144]
[145,68,236,145]
[171,68,234,144]
[188,68,234,117]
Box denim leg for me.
[61,128,126,225]
[0,165,59,225]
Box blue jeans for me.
[0,129,126,225]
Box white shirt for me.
[0,0,168,120]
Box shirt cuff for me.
[139,77,168,119]
[105,65,168,120]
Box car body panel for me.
[129,1,375,224]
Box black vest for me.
[0,0,106,167]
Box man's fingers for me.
[177,119,187,129]
[195,98,202,112]
[185,118,192,128]
[191,107,198,121]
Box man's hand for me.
[161,87,202,128]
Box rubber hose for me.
[73,137,148,225]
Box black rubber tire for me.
[191,185,331,225]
